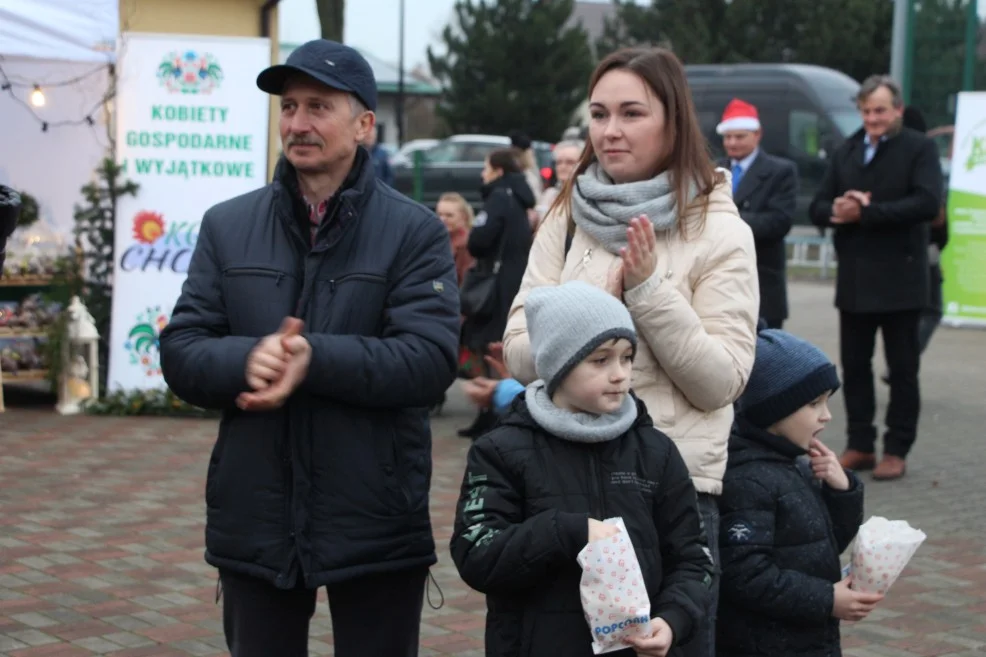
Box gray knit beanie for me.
[737,328,841,429]
[525,281,637,396]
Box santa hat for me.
[716,99,761,134]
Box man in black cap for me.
[160,39,459,657]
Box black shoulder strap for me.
[564,230,573,259]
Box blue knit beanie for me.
[737,328,841,429]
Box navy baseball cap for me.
[257,39,377,111]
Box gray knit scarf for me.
[571,162,697,255]
[525,381,638,443]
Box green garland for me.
[82,387,219,418]
[75,158,138,396]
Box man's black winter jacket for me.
[717,418,864,657]
[450,394,715,657]
[160,149,460,589]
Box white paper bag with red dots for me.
[850,516,927,595]
[576,517,651,654]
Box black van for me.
[687,63,863,225]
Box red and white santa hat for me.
[716,98,761,134]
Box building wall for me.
[376,98,397,147]
[375,95,444,146]
[118,0,280,179]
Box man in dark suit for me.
[810,75,942,481]
[717,99,798,329]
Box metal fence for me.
[786,234,836,279]
[905,0,984,133]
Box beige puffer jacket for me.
[503,180,759,495]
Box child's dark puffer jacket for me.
[450,393,715,657]
[717,417,864,657]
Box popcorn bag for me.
[850,516,927,595]
[576,517,652,655]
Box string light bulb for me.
[30,85,46,107]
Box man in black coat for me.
[159,40,459,657]
[717,99,797,328]
[810,75,942,481]
[0,185,21,274]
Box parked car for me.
[393,134,554,211]
[389,138,439,168]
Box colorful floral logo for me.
[120,210,199,274]
[124,307,169,377]
[157,50,223,94]
[132,210,165,245]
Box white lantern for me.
[56,296,100,415]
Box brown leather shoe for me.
[839,449,876,471]
[872,455,907,481]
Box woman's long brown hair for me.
[547,47,723,240]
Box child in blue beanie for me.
[717,328,883,657]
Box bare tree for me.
[315,0,345,41]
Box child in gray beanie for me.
[717,328,883,657]
[451,281,714,657]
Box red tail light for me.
[540,166,553,181]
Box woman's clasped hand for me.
[610,214,660,294]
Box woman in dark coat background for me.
[458,148,534,437]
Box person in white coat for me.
[502,47,759,657]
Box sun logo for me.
[132,211,165,244]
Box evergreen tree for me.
[72,158,138,395]
[598,0,893,75]
[427,0,594,141]
[596,0,734,64]
[726,0,892,81]
[596,0,665,58]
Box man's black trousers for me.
[840,310,921,458]
[219,566,428,657]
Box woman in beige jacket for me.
[502,47,759,657]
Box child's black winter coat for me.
[717,418,864,657]
[450,394,715,657]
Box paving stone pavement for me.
[1,280,985,657]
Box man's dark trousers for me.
[220,567,429,657]
[841,310,921,458]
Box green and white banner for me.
[942,92,986,328]
[108,33,271,390]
